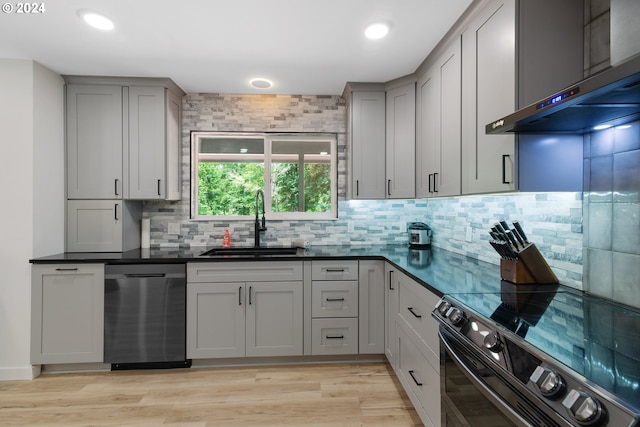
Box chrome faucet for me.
[254,190,267,247]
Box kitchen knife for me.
[499,220,511,233]
[493,223,511,243]
[510,226,526,248]
[505,230,521,251]
[512,221,529,244]
[501,240,518,261]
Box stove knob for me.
[530,366,565,399]
[447,308,467,327]
[562,389,606,426]
[483,332,502,353]
[436,301,451,316]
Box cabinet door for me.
[165,89,182,201]
[31,264,104,364]
[384,263,400,366]
[128,86,166,199]
[462,0,516,194]
[396,323,440,427]
[67,85,123,199]
[187,282,246,359]
[351,91,386,199]
[66,200,123,252]
[416,39,462,198]
[386,83,416,198]
[359,260,385,354]
[246,281,303,357]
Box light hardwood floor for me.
[0,362,424,426]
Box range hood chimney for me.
[487,53,640,135]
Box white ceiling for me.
[0,0,473,95]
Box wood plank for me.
[0,362,423,426]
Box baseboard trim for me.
[0,365,41,381]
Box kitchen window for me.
[191,132,337,220]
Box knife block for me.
[500,243,558,284]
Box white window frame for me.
[191,132,337,220]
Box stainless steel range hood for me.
[486,53,640,134]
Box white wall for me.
[0,59,64,380]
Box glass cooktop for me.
[448,282,640,412]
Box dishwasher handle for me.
[124,273,166,278]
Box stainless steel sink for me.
[199,247,300,257]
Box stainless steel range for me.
[432,282,640,427]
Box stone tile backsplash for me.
[583,120,640,308]
[144,92,585,292]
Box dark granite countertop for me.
[30,245,504,296]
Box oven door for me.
[439,327,562,427]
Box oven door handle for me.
[439,330,533,427]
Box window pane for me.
[198,137,264,216]
[271,139,331,213]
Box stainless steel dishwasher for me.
[104,263,190,369]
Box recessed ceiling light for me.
[615,125,632,129]
[250,78,273,89]
[78,9,114,31]
[364,23,389,40]
[593,124,612,131]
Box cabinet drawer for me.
[187,261,303,283]
[311,260,358,281]
[311,281,358,318]
[311,318,359,355]
[397,322,440,427]
[397,277,440,367]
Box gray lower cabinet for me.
[31,264,104,364]
[358,260,385,354]
[385,263,400,366]
[386,264,441,427]
[186,262,303,359]
[310,260,359,355]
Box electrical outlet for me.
[168,222,180,235]
[465,226,473,242]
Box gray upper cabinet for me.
[128,86,183,200]
[461,0,583,194]
[64,76,184,201]
[348,86,386,199]
[66,85,123,199]
[461,0,516,194]
[416,38,462,198]
[386,83,416,199]
[128,86,167,200]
